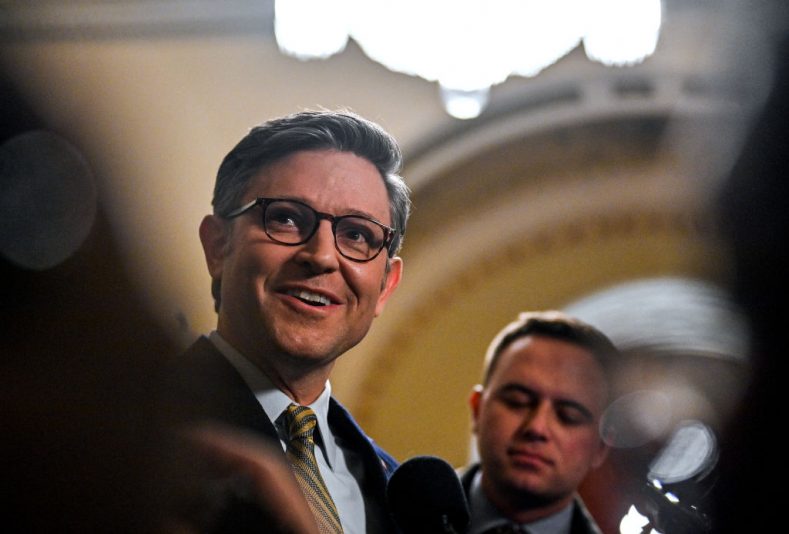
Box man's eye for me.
[340,227,371,243]
[267,206,308,230]
[499,393,532,408]
[336,219,383,251]
[557,407,590,426]
[272,213,297,225]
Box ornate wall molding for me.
[1,1,274,41]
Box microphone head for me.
[387,455,470,534]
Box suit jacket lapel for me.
[174,337,399,532]
[174,336,278,439]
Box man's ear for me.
[374,256,403,317]
[469,385,484,433]
[199,215,229,279]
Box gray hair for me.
[213,109,410,256]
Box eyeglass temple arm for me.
[224,198,261,219]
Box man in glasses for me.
[172,110,409,533]
[465,311,615,534]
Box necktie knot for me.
[286,403,318,442]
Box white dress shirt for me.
[209,331,367,534]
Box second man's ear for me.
[469,385,484,432]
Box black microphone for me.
[387,456,470,534]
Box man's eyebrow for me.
[342,207,386,222]
[274,196,385,222]
[497,383,537,396]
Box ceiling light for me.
[275,0,349,59]
[275,0,662,117]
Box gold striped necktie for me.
[285,403,344,534]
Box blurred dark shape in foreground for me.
[0,77,181,532]
[712,30,789,534]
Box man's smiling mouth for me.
[286,289,332,307]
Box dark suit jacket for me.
[459,464,602,534]
[167,336,398,533]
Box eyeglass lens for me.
[264,200,386,260]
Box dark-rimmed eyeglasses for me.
[225,197,396,263]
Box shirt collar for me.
[468,468,574,534]
[207,331,338,468]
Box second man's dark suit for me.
[167,335,398,533]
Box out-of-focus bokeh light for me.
[584,0,662,66]
[620,505,663,534]
[566,277,749,361]
[275,0,349,59]
[601,390,673,448]
[439,86,490,120]
[649,421,717,484]
[0,131,97,270]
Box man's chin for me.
[274,337,351,367]
[276,327,366,362]
[503,475,561,507]
[283,349,339,368]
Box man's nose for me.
[520,402,551,441]
[294,220,340,273]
